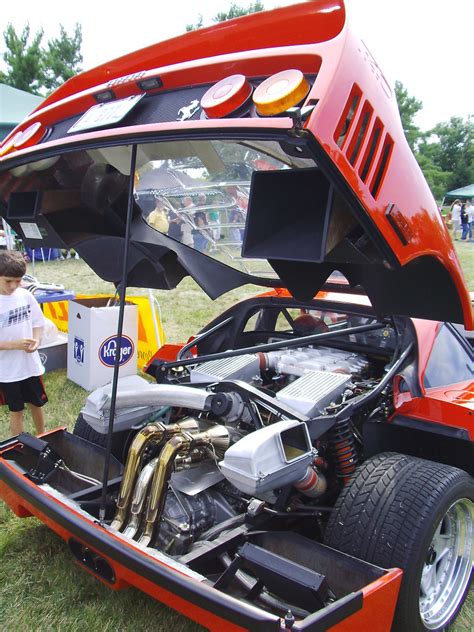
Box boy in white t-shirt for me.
[0,251,47,435]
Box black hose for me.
[199,513,246,541]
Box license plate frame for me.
[67,94,144,134]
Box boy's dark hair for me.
[0,250,26,277]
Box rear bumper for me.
[0,436,402,632]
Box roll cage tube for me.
[155,321,387,371]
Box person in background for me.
[167,207,183,241]
[0,250,47,435]
[179,196,194,247]
[147,199,170,234]
[460,202,470,241]
[203,193,221,243]
[450,199,462,241]
[466,200,474,241]
[0,229,7,250]
[193,211,212,252]
[229,207,245,244]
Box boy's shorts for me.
[0,376,48,412]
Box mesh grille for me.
[276,370,351,416]
[190,354,259,383]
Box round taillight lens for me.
[13,122,45,148]
[201,74,253,118]
[253,69,309,116]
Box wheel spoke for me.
[436,545,451,564]
[420,564,437,596]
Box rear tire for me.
[325,453,473,631]
[73,413,107,448]
[73,414,133,463]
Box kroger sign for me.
[98,335,134,367]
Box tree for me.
[214,1,265,22]
[0,24,44,94]
[426,116,474,190]
[415,151,451,201]
[394,80,424,152]
[394,82,473,199]
[42,24,83,91]
[186,1,264,31]
[0,23,82,95]
[186,14,203,32]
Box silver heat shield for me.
[190,354,260,384]
[276,371,352,417]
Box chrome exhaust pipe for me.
[111,418,199,531]
[138,425,229,547]
[122,457,159,539]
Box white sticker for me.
[20,222,43,240]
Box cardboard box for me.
[67,298,138,391]
[38,334,68,373]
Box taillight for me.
[252,69,309,116]
[13,122,46,148]
[201,74,253,118]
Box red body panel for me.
[329,570,402,632]
[0,2,471,327]
[0,3,471,630]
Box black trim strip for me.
[390,415,470,441]
[293,592,363,631]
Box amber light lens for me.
[253,69,309,116]
[201,74,253,118]
[0,132,23,157]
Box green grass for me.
[455,240,474,289]
[0,248,473,631]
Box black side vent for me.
[370,134,394,199]
[359,117,383,183]
[334,84,362,148]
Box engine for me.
[83,344,386,555]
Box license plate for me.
[67,94,144,134]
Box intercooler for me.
[190,354,260,384]
[276,370,352,417]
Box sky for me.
[1,0,473,130]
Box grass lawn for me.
[0,243,473,631]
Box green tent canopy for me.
[444,184,474,200]
[0,84,43,140]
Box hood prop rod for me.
[99,144,138,526]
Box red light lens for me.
[13,122,45,148]
[201,74,252,118]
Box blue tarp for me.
[25,247,61,261]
